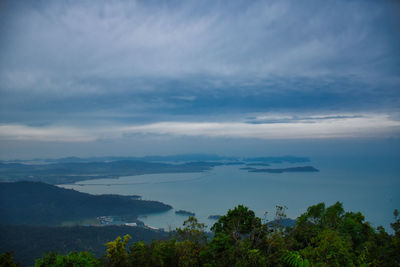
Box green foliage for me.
[29,202,399,267]
[282,251,309,267]
[105,234,131,267]
[0,252,18,267]
[301,228,355,266]
[175,217,208,266]
[211,205,267,247]
[128,241,150,266]
[175,216,207,245]
[34,251,99,267]
[149,239,177,266]
[0,224,168,267]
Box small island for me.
[208,215,222,220]
[247,166,319,173]
[245,163,270,166]
[175,210,195,216]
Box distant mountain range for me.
[0,160,216,184]
[1,154,310,164]
[0,154,312,184]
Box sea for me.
[59,156,400,232]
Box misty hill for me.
[246,166,319,173]
[0,160,216,184]
[2,154,310,164]
[0,155,312,184]
[0,181,171,226]
[243,156,310,163]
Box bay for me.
[59,156,400,231]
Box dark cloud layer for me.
[0,0,399,154]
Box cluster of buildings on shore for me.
[95,215,162,231]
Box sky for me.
[0,0,399,159]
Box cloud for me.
[1,113,398,142]
[245,114,364,124]
[0,0,399,150]
[0,125,95,142]
[0,0,399,89]
[123,114,400,139]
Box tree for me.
[301,228,356,266]
[0,252,19,267]
[128,241,150,266]
[19,202,400,266]
[282,251,310,267]
[105,234,131,267]
[172,217,207,266]
[34,251,99,267]
[175,216,207,245]
[149,239,177,266]
[211,205,266,247]
[207,205,268,266]
[390,209,400,265]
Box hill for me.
[0,224,169,267]
[0,160,216,184]
[0,181,172,225]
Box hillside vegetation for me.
[0,181,171,225]
[2,202,399,266]
[0,225,169,267]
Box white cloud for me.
[0,125,95,142]
[123,114,400,139]
[1,114,398,142]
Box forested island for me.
[0,155,311,184]
[175,210,196,216]
[243,166,320,173]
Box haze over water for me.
[60,153,400,231]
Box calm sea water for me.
[59,156,399,231]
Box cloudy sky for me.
[0,0,399,159]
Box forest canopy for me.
[3,202,399,267]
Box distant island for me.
[1,154,310,164]
[0,154,312,184]
[245,166,319,173]
[175,210,195,216]
[240,167,256,170]
[208,215,222,220]
[0,160,217,184]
